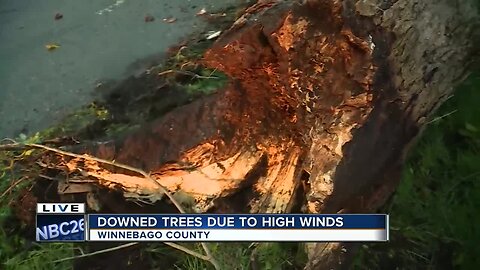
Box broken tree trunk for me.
[61,0,478,268]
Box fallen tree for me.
[14,0,478,268]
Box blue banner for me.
[88,214,387,229]
[36,214,86,241]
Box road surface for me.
[0,0,241,138]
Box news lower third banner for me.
[36,203,389,242]
[89,214,388,242]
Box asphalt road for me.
[0,0,240,138]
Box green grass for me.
[0,132,75,270]
[1,241,73,270]
[150,242,306,270]
[185,69,229,96]
[0,189,74,270]
[352,74,480,269]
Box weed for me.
[0,133,75,270]
[185,69,229,96]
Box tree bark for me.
[65,0,479,268]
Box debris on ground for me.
[163,17,177,23]
[208,13,227,18]
[196,8,207,16]
[144,14,155,22]
[196,7,227,18]
[205,30,222,40]
[45,44,60,51]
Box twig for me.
[157,70,175,76]
[0,143,27,151]
[74,246,86,256]
[52,242,139,263]
[0,177,25,199]
[180,61,197,70]
[175,46,188,59]
[426,110,457,124]
[179,70,219,80]
[38,174,58,181]
[201,242,220,269]
[158,69,219,80]
[0,138,17,144]
[164,242,211,261]
[51,241,213,266]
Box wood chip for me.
[196,8,207,16]
[163,17,177,23]
[206,31,221,40]
[45,44,60,51]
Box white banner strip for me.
[37,203,85,214]
[89,229,388,242]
